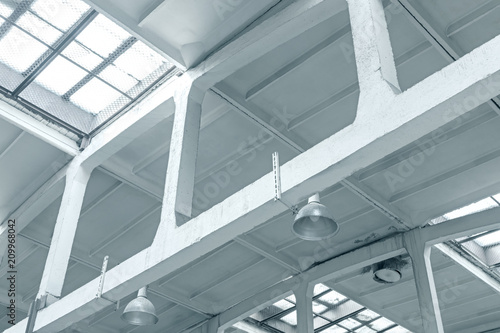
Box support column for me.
[36,161,92,305]
[404,230,444,333]
[294,283,314,333]
[151,78,203,256]
[346,0,400,94]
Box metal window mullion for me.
[21,8,98,77]
[0,0,34,39]
[61,36,138,101]
[0,12,133,103]
[11,9,98,98]
[315,308,366,333]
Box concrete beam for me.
[36,162,92,302]
[294,283,314,333]
[423,207,500,245]
[404,230,444,333]
[6,6,500,333]
[347,0,400,92]
[151,79,203,250]
[434,243,500,294]
[0,99,79,156]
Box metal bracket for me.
[272,152,299,214]
[96,255,109,298]
[95,255,118,308]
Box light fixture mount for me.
[121,286,159,326]
[292,193,339,241]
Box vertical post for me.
[37,161,92,305]
[404,229,444,333]
[294,283,314,333]
[151,78,203,255]
[201,316,220,333]
[346,0,400,93]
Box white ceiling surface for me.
[1,0,500,332]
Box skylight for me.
[430,192,500,273]
[0,0,178,135]
[474,230,500,247]
[244,284,412,333]
[443,197,498,220]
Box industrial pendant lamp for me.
[121,286,159,326]
[292,193,339,241]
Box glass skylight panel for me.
[369,317,394,330]
[113,41,168,81]
[272,299,294,311]
[474,230,500,247]
[280,311,297,326]
[62,41,103,71]
[285,294,296,303]
[318,290,348,306]
[76,14,129,58]
[30,0,90,32]
[339,318,361,329]
[313,301,328,314]
[443,197,498,220]
[99,64,138,93]
[0,26,48,72]
[355,327,377,333]
[356,310,380,322]
[314,315,330,328]
[17,11,62,45]
[70,77,123,114]
[35,56,87,95]
[314,283,330,296]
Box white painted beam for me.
[403,230,444,333]
[151,79,203,250]
[434,243,500,294]
[294,283,314,333]
[347,0,400,92]
[6,8,500,333]
[36,162,92,302]
[0,99,79,156]
[423,207,500,245]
